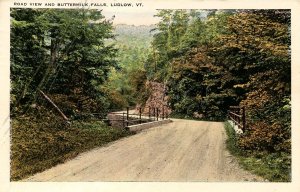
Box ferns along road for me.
[24,119,263,182]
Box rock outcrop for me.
[140,81,171,118]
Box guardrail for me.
[108,106,169,128]
[227,106,246,131]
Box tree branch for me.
[39,90,69,122]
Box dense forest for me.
[103,24,153,109]
[10,8,291,181]
[11,8,118,118]
[10,8,132,180]
[147,9,291,149]
[144,9,291,181]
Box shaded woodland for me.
[10,9,291,181]
[144,9,291,181]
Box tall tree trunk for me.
[35,37,59,98]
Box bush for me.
[239,93,291,153]
[238,121,290,152]
[224,121,291,182]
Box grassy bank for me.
[11,115,133,181]
[224,122,291,182]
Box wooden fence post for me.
[139,107,142,124]
[126,107,129,127]
[153,108,156,120]
[227,110,229,120]
[238,109,240,125]
[165,105,168,119]
[242,106,246,131]
[122,112,125,128]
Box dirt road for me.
[24,119,263,182]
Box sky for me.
[102,9,160,26]
[103,10,160,26]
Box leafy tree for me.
[145,10,190,81]
[11,8,117,118]
[148,10,233,119]
[215,10,291,152]
[103,24,153,109]
[148,9,291,154]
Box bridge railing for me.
[108,106,169,129]
[227,106,246,131]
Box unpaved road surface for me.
[24,119,263,182]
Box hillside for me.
[103,24,154,109]
[114,24,154,42]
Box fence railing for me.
[227,106,246,131]
[108,106,169,128]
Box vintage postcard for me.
[0,0,300,191]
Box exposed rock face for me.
[141,81,171,117]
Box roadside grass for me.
[224,122,291,182]
[11,116,134,181]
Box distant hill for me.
[104,24,155,109]
[109,24,155,69]
[113,24,155,48]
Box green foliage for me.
[11,8,116,117]
[224,122,242,155]
[10,9,131,181]
[149,9,290,148]
[147,10,236,120]
[239,152,291,182]
[148,10,291,178]
[217,10,291,153]
[145,10,190,81]
[10,8,291,181]
[103,24,153,109]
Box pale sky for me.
[102,9,160,26]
